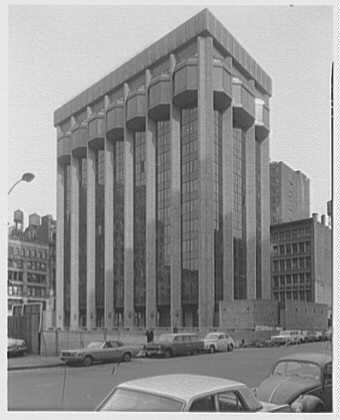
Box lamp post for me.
[8,172,35,195]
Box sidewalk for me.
[8,354,63,371]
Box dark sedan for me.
[255,352,332,412]
[8,338,28,357]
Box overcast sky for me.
[8,4,333,226]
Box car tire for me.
[164,349,172,358]
[122,352,132,363]
[209,345,215,353]
[83,356,93,367]
[314,404,324,412]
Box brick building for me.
[270,214,331,310]
[8,210,56,313]
[54,9,272,330]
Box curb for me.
[8,363,63,372]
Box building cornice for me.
[54,8,272,126]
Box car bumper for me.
[7,346,27,356]
[145,349,165,357]
[60,355,85,363]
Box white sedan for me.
[204,332,235,353]
[96,374,292,412]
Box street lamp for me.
[8,172,35,195]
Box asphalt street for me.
[8,341,331,411]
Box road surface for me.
[8,341,331,411]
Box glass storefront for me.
[79,158,87,327]
[114,139,125,324]
[95,150,105,327]
[63,164,71,327]
[233,128,247,299]
[255,140,262,299]
[181,108,199,326]
[134,132,146,325]
[214,110,223,313]
[156,121,171,326]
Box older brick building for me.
[271,214,331,309]
[54,9,272,329]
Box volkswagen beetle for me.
[255,353,332,412]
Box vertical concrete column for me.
[104,136,115,329]
[169,54,182,329]
[86,146,96,329]
[261,136,271,299]
[222,104,234,301]
[123,83,135,328]
[70,154,80,330]
[145,101,157,329]
[56,162,65,329]
[245,125,256,299]
[198,36,214,328]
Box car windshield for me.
[273,361,321,380]
[205,333,219,339]
[158,334,174,343]
[87,342,104,349]
[99,388,184,411]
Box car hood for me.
[257,375,320,404]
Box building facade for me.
[8,210,56,313]
[54,9,272,330]
[270,161,310,225]
[270,214,332,309]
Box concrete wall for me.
[219,299,278,330]
[280,301,328,330]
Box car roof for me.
[161,332,198,336]
[118,374,245,401]
[277,353,332,366]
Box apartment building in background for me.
[8,210,56,313]
[270,213,331,310]
[54,9,272,330]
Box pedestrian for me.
[150,329,154,343]
[173,325,178,333]
[145,329,150,343]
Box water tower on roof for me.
[13,209,24,231]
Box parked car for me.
[203,332,235,353]
[255,352,332,412]
[325,328,332,341]
[270,330,303,346]
[96,374,292,412]
[60,340,141,366]
[144,333,204,358]
[7,337,28,357]
[302,330,317,343]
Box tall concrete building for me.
[54,9,271,330]
[271,214,331,309]
[270,161,310,225]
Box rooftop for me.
[277,353,332,366]
[118,374,245,402]
[54,8,272,126]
